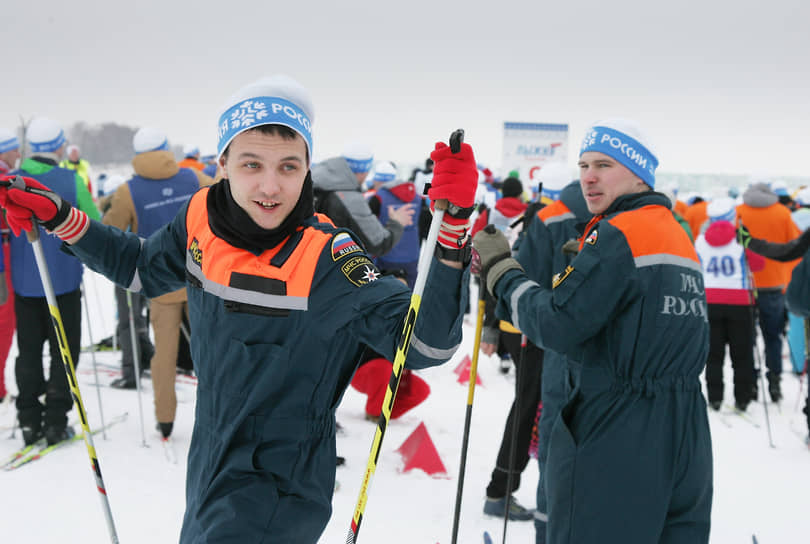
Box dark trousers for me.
[114,285,153,379]
[486,331,544,498]
[756,290,786,381]
[14,289,81,430]
[706,304,756,405]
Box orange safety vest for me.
[185,188,333,312]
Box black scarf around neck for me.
[206,171,315,254]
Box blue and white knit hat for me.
[133,127,169,154]
[27,117,66,154]
[217,74,314,162]
[707,197,736,223]
[371,161,396,183]
[579,118,658,188]
[0,128,19,153]
[537,161,570,201]
[342,141,373,174]
[182,144,200,158]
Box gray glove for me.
[472,225,524,296]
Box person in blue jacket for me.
[0,75,476,543]
[473,119,712,544]
[6,117,100,446]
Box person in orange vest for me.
[177,144,205,171]
[736,181,801,402]
[684,195,709,239]
[0,74,476,543]
[474,118,712,544]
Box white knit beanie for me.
[27,117,65,154]
[133,127,169,154]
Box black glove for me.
[736,224,752,249]
[472,225,523,296]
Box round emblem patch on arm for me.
[341,255,381,287]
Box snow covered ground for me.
[1,269,808,543]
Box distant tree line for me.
[64,122,183,164]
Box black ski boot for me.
[157,422,173,439]
[22,425,43,446]
[45,424,75,446]
[768,375,782,403]
[110,376,136,389]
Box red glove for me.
[427,142,478,254]
[428,141,477,209]
[0,175,88,242]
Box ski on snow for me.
[3,412,129,471]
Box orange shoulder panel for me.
[537,200,572,222]
[607,205,699,262]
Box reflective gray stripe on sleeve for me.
[409,333,460,361]
[128,270,142,292]
[534,510,548,522]
[185,253,308,311]
[510,279,539,332]
[543,211,575,225]
[126,237,146,291]
[634,253,702,273]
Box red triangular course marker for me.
[454,354,483,386]
[395,421,448,478]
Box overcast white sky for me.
[3,0,809,177]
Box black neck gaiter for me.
[206,171,315,254]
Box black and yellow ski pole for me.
[347,129,464,543]
[26,225,119,542]
[450,256,487,544]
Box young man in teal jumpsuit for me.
[474,119,713,544]
[0,75,478,543]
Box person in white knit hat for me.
[312,140,415,258]
[3,117,100,447]
[0,76,479,543]
[473,118,713,544]
[0,128,21,175]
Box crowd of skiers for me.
[1,74,810,543]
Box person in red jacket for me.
[471,176,527,238]
[695,198,764,412]
[0,128,20,403]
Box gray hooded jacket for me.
[311,157,403,256]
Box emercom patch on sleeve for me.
[341,255,381,287]
[552,265,574,289]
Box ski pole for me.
[501,333,528,544]
[81,280,108,438]
[449,264,486,544]
[126,289,148,448]
[348,129,465,544]
[24,226,119,543]
[797,319,809,414]
[744,262,774,448]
